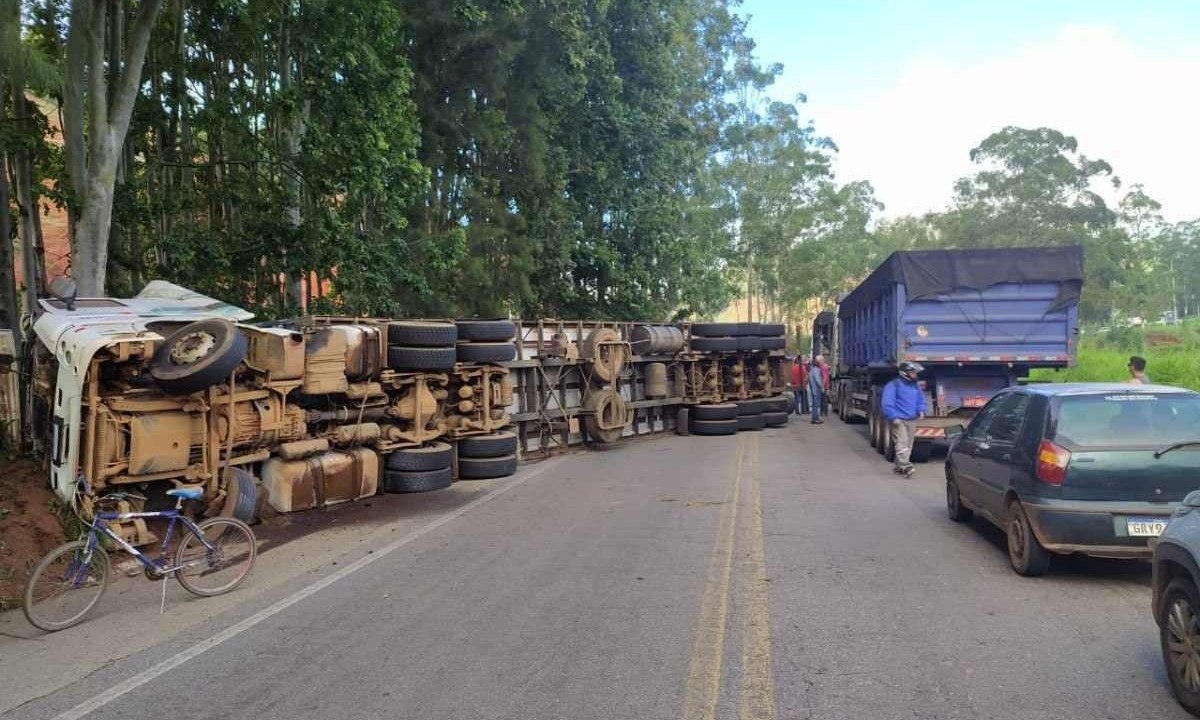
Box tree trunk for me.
[10,91,46,311]
[0,140,20,352]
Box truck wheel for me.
[737,413,765,431]
[386,321,457,347]
[150,319,248,395]
[386,442,453,472]
[691,419,738,436]
[868,397,879,449]
[763,395,789,412]
[455,319,516,342]
[760,337,786,350]
[220,468,260,524]
[1007,501,1051,576]
[690,322,741,338]
[458,454,518,480]
[736,336,763,352]
[759,323,785,336]
[736,398,770,416]
[676,408,691,436]
[882,418,895,461]
[457,431,518,459]
[910,442,933,463]
[387,346,457,371]
[763,411,789,427]
[382,467,453,493]
[456,342,516,363]
[693,403,738,421]
[690,337,738,352]
[784,393,796,414]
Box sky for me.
[737,0,1200,222]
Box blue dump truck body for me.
[827,246,1082,462]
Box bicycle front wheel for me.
[23,540,111,632]
[175,517,256,597]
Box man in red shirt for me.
[790,355,810,416]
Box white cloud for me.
[815,25,1200,222]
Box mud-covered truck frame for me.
[25,282,791,548]
[826,246,1082,462]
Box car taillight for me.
[1035,439,1071,485]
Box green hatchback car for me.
[945,383,1200,576]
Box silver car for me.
[1153,489,1200,717]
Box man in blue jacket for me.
[882,361,927,477]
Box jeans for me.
[792,388,806,415]
[809,382,823,422]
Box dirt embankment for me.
[0,459,66,609]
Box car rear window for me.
[1052,393,1200,449]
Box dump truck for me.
[22,280,790,548]
[827,246,1082,462]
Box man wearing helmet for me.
[882,361,927,477]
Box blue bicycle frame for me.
[84,508,216,576]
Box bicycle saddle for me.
[166,487,204,500]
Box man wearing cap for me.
[882,361,927,477]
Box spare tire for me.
[693,403,738,421]
[151,319,248,395]
[387,346,457,371]
[456,342,516,364]
[737,413,766,431]
[386,321,457,347]
[458,454,518,480]
[458,431,518,458]
[690,322,740,338]
[763,411,789,427]
[455,319,516,342]
[385,442,453,472]
[382,467,453,494]
[690,337,738,352]
[691,418,738,436]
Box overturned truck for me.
[28,282,790,547]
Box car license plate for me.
[1127,517,1168,537]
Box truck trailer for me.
[827,246,1082,462]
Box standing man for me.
[808,354,828,424]
[1128,355,1151,384]
[882,361,927,477]
[790,356,809,416]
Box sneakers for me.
[893,465,915,477]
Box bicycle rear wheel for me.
[175,517,256,597]
[23,540,111,632]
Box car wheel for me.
[1006,501,1051,576]
[946,470,973,523]
[1161,577,1200,716]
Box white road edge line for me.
[51,458,565,720]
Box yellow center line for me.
[740,434,777,720]
[682,436,745,720]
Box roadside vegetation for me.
[1031,324,1200,391]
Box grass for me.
[1029,324,1200,391]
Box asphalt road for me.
[3,416,1189,720]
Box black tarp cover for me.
[837,246,1083,316]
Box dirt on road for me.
[0,459,65,609]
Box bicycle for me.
[23,486,257,632]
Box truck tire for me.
[763,395,789,412]
[220,468,259,524]
[883,422,896,462]
[763,411,789,427]
[868,395,880,449]
[455,319,516,342]
[690,336,738,352]
[151,319,248,395]
[694,403,738,421]
[458,431,518,458]
[691,418,738,436]
[736,398,770,416]
[909,442,933,463]
[760,337,786,350]
[387,346,457,371]
[759,323,786,337]
[458,454,518,480]
[736,323,761,336]
[386,442,453,472]
[456,342,516,363]
[736,336,763,352]
[676,408,691,436]
[386,321,457,347]
[737,413,765,431]
[382,467,453,494]
[785,393,796,414]
[690,322,740,338]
